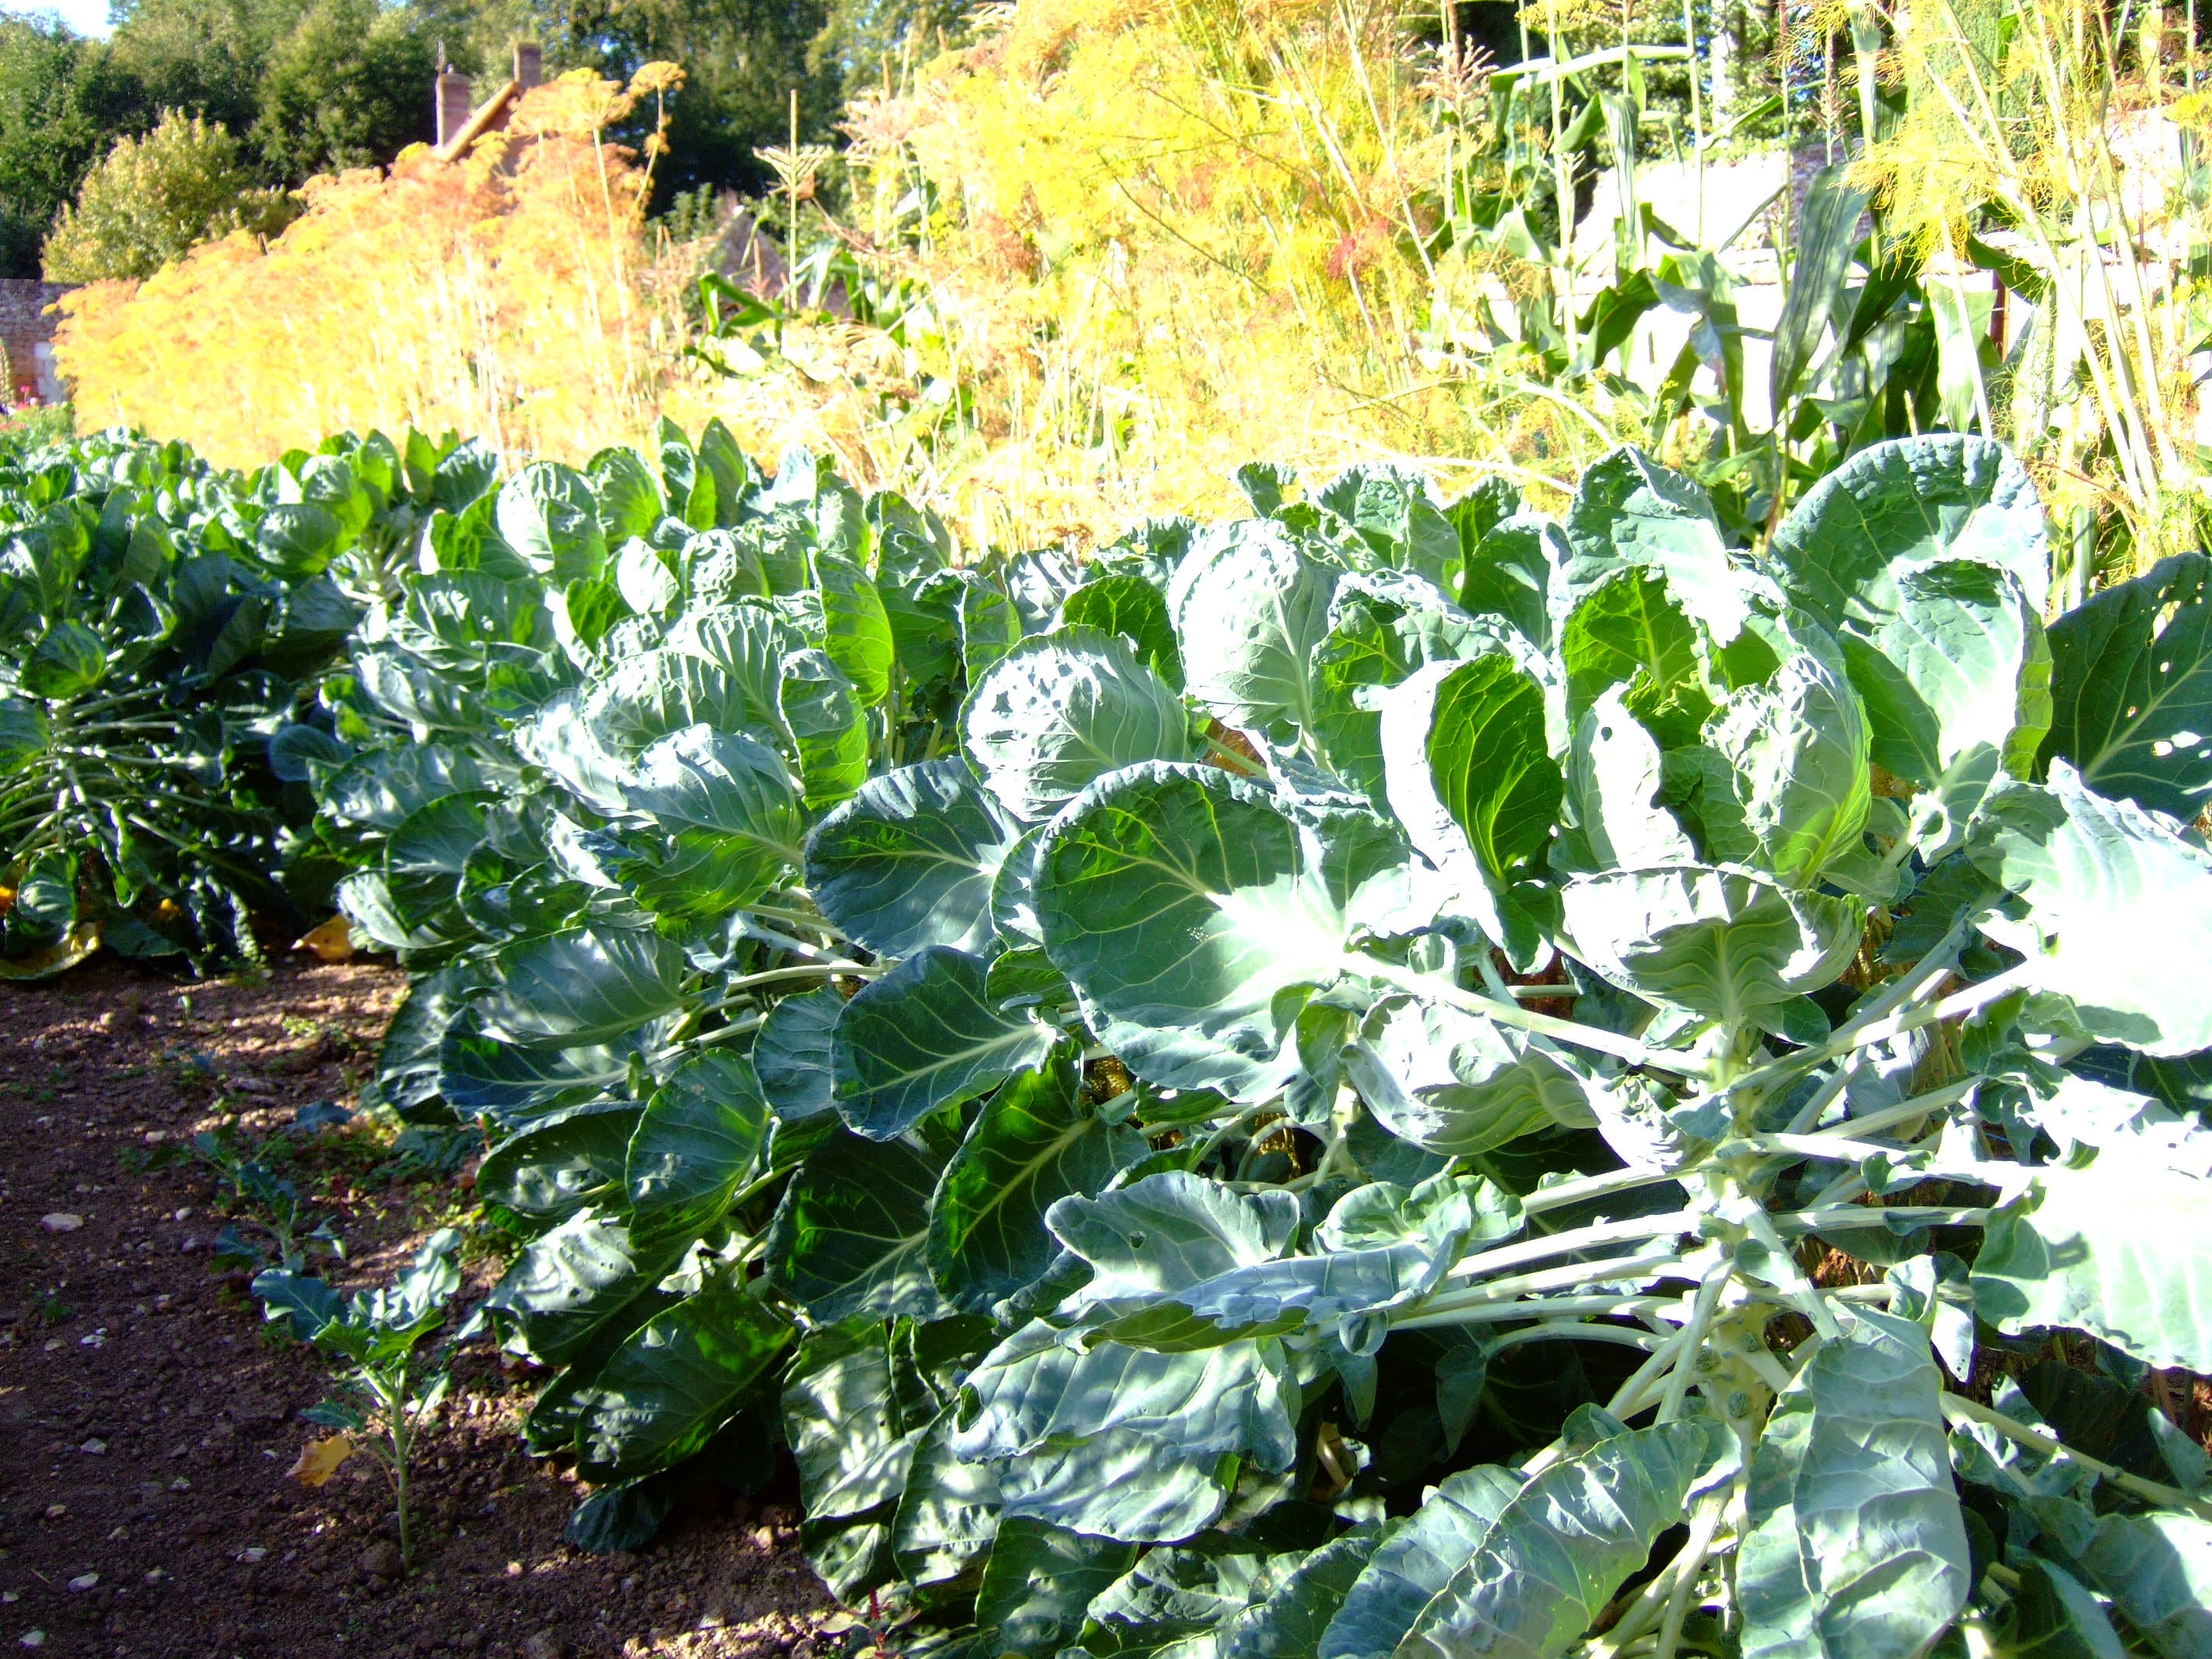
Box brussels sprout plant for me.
[322,425,2212,1657]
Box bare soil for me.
[0,956,831,1659]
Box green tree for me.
[251,0,437,182]
[0,18,148,278]
[523,0,837,199]
[42,109,296,282]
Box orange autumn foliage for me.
[54,69,694,468]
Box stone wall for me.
[0,280,75,402]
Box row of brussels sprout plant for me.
[5,416,2212,1659]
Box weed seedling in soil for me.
[252,1228,466,1566]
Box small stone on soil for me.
[358,1541,403,1579]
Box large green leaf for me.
[1320,1469,1522,1659]
[1766,434,2050,628]
[951,1313,1299,1473]
[482,1210,686,1369]
[962,627,1192,821]
[1378,653,1560,965]
[1057,572,1183,689]
[474,924,687,1046]
[830,947,1060,1139]
[572,1273,792,1478]
[1737,1307,1972,1659]
[754,986,841,1121]
[1557,687,1699,872]
[1560,565,1711,738]
[1459,513,1568,653]
[477,1100,642,1221]
[580,643,781,761]
[1035,762,1412,1100]
[991,1426,1231,1542]
[1310,572,1492,805]
[1393,1418,1730,1658]
[1228,1528,1386,1659]
[1563,447,1748,644]
[976,1520,1139,1658]
[2040,553,2212,821]
[779,645,868,809]
[1344,996,1594,1156]
[436,1017,644,1125]
[1083,1539,1298,1657]
[764,1130,950,1323]
[1560,865,1862,1025]
[2076,1511,2212,1658]
[1842,560,2050,855]
[624,1050,770,1248]
[927,1052,1149,1312]
[497,461,608,586]
[1970,1143,2212,1372]
[617,724,805,917]
[891,1411,1003,1588]
[1171,517,1338,740]
[1706,646,1873,889]
[1970,764,2212,1056]
[813,550,894,706]
[782,1324,925,1522]
[805,760,1027,957]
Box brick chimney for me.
[514,43,542,89]
[435,70,473,148]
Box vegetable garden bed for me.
[6,419,2212,1659]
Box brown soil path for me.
[0,958,830,1659]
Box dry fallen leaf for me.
[295,914,356,962]
[288,1433,354,1487]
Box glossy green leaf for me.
[764,1129,950,1323]
[497,461,608,586]
[963,628,1191,822]
[1227,1527,1386,1659]
[1738,1308,1972,1659]
[624,1050,770,1247]
[1706,647,1873,889]
[1172,517,1338,739]
[805,760,1027,957]
[754,986,842,1121]
[1560,864,1862,1024]
[1561,565,1709,732]
[2041,552,2212,822]
[1394,1419,1730,1658]
[477,1100,642,1221]
[475,924,687,1046]
[1971,1142,2212,1372]
[1320,1468,1522,1659]
[1311,572,1493,805]
[1345,995,1594,1156]
[927,1052,1148,1312]
[1035,762,1412,1100]
[813,550,894,706]
[1842,560,2051,856]
[975,1520,1139,1658]
[572,1273,792,1479]
[1057,572,1183,689]
[482,1210,686,1369]
[1971,764,2212,1056]
[830,947,1059,1139]
[780,646,868,810]
[1767,434,2049,628]
[782,1324,925,1522]
[1563,447,1747,644]
[2076,1511,2212,1659]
